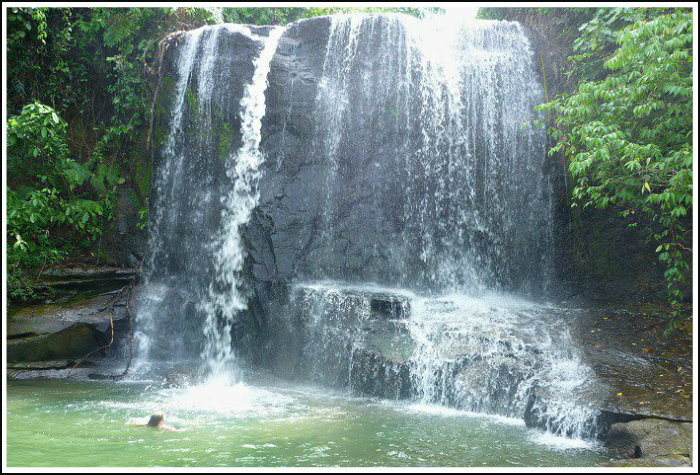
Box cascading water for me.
[405,294,600,438]
[306,14,552,293]
[271,284,600,438]
[264,14,599,439]
[135,26,212,366]
[136,23,284,378]
[141,12,602,441]
[269,282,413,392]
[199,26,286,378]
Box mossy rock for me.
[7,324,104,362]
[605,419,693,460]
[8,293,127,335]
[7,290,130,364]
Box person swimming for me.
[129,413,187,432]
[146,413,166,428]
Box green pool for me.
[6,374,611,467]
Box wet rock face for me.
[248,17,332,285]
[148,16,592,367]
[349,349,412,399]
[150,26,268,285]
[246,15,553,295]
[573,304,693,423]
[604,419,693,461]
[265,283,414,393]
[7,267,133,363]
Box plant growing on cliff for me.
[6,8,225,301]
[6,103,121,301]
[539,9,693,329]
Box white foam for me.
[529,430,602,451]
[403,403,525,427]
[163,379,293,418]
[92,378,294,422]
[201,25,287,377]
[294,280,418,300]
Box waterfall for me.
[135,26,211,365]
[307,14,551,293]
[263,14,598,440]
[136,24,284,375]
[200,26,286,378]
[142,13,601,440]
[271,283,600,439]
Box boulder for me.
[7,292,129,363]
[604,419,693,460]
[8,323,106,362]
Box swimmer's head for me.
[147,413,165,428]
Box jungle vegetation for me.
[5,7,694,329]
[481,7,692,328]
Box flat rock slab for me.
[576,303,693,422]
[294,282,413,320]
[9,265,137,307]
[7,367,95,380]
[7,291,131,363]
[7,359,96,370]
[8,293,128,338]
[39,265,138,280]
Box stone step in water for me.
[267,282,602,439]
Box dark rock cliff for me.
[140,15,685,364]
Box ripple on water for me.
[6,378,610,467]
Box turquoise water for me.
[6,375,611,467]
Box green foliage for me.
[137,208,150,232]
[6,8,220,145]
[7,103,120,300]
[221,7,308,25]
[301,6,444,20]
[539,9,693,328]
[220,6,443,25]
[6,8,222,304]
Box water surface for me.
[6,375,610,467]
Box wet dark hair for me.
[147,413,165,428]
